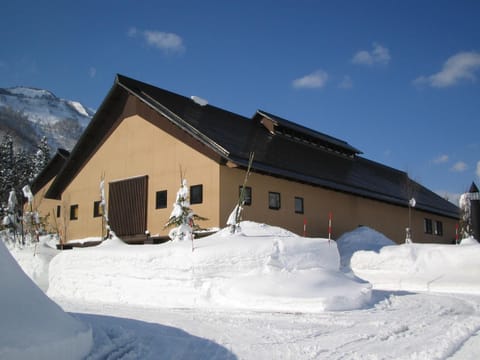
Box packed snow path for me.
[58,291,480,360]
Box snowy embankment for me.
[0,241,92,360]
[48,221,372,312]
[348,232,480,294]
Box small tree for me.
[227,152,254,234]
[459,192,472,239]
[165,175,207,248]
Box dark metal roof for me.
[255,110,362,156]
[31,148,69,194]
[46,74,459,219]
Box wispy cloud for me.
[88,67,96,79]
[338,75,353,89]
[433,154,449,164]
[414,51,480,88]
[451,161,468,172]
[352,43,391,66]
[128,27,185,53]
[292,70,329,89]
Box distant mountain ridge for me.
[0,86,94,152]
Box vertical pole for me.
[328,212,333,244]
[455,223,459,245]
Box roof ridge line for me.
[116,80,230,158]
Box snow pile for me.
[336,226,395,271]
[7,238,58,292]
[0,241,93,360]
[351,234,480,294]
[48,221,372,312]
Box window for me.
[56,205,61,218]
[295,196,304,214]
[70,204,79,220]
[268,192,281,210]
[239,186,252,206]
[93,201,103,218]
[434,221,443,236]
[424,218,433,234]
[190,184,203,204]
[156,190,168,209]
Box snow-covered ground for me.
[3,222,480,359]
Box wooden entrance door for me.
[108,175,148,240]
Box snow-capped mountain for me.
[0,86,95,152]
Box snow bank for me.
[48,221,371,312]
[0,241,93,360]
[336,226,395,271]
[7,237,58,292]
[351,236,480,294]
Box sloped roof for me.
[46,74,459,219]
[31,148,69,194]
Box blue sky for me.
[1,0,479,202]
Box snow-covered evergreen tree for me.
[32,136,51,180]
[0,135,15,208]
[165,178,206,243]
[459,192,472,238]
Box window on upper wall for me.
[434,221,443,236]
[93,201,103,218]
[190,184,203,204]
[56,205,61,218]
[156,190,168,209]
[295,196,304,214]
[239,186,252,206]
[424,218,433,234]
[70,204,79,220]
[268,192,281,210]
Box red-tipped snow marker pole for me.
[303,218,307,237]
[328,212,333,244]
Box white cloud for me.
[338,75,353,89]
[292,70,329,89]
[451,161,468,172]
[352,43,391,66]
[476,160,480,179]
[414,51,480,88]
[88,67,96,79]
[433,154,449,164]
[144,31,184,52]
[128,27,185,53]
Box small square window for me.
[190,184,203,204]
[70,204,79,220]
[93,201,103,218]
[269,192,281,210]
[239,186,252,206]
[56,205,61,218]
[156,190,168,209]
[424,218,432,234]
[434,221,443,236]
[295,196,304,214]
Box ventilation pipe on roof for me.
[190,96,208,106]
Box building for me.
[39,74,459,244]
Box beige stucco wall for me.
[28,178,62,234]
[60,114,221,241]
[57,101,457,244]
[219,166,457,244]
